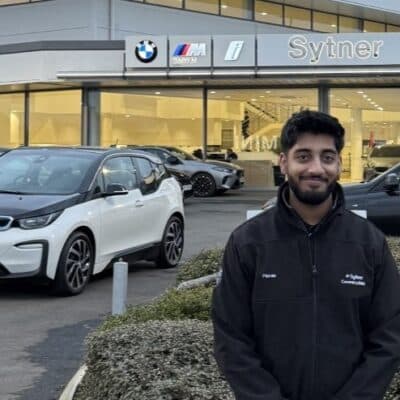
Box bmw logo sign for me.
[135,40,158,63]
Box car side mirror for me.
[166,155,181,165]
[383,173,399,192]
[103,183,129,197]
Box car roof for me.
[5,146,162,162]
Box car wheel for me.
[52,231,94,296]
[192,172,216,197]
[157,216,184,268]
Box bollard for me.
[112,259,128,315]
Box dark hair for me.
[280,110,345,153]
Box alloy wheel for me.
[65,238,92,291]
[192,173,216,197]
[163,219,183,265]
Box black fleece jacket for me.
[212,182,400,400]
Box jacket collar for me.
[276,181,345,233]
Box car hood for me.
[203,159,242,170]
[0,193,82,219]
[342,182,369,195]
[369,157,400,168]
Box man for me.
[212,110,400,400]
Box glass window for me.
[363,20,385,32]
[284,6,311,30]
[145,0,182,8]
[0,93,24,148]
[221,0,251,19]
[313,11,337,33]
[29,90,81,146]
[103,157,138,191]
[185,0,218,14]
[100,89,202,158]
[255,1,283,24]
[387,24,400,32]
[134,156,157,194]
[339,16,361,32]
[207,88,317,187]
[329,88,400,183]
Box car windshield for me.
[0,150,96,195]
[370,146,400,157]
[168,147,197,161]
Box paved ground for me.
[0,188,276,400]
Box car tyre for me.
[192,172,216,197]
[157,216,184,268]
[51,231,94,296]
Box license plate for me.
[182,184,192,191]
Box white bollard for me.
[112,259,128,315]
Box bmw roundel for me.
[135,40,158,63]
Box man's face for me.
[279,132,341,205]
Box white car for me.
[0,147,184,295]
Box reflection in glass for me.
[387,24,400,32]
[221,0,251,19]
[185,0,218,14]
[255,1,283,24]
[313,11,337,32]
[29,90,81,146]
[363,20,385,32]
[0,93,24,148]
[330,88,400,183]
[339,16,361,32]
[100,89,202,155]
[145,0,182,8]
[284,5,311,30]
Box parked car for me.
[0,147,184,295]
[364,144,400,180]
[135,146,245,197]
[263,163,400,235]
[167,168,193,199]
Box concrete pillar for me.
[350,108,363,182]
[83,89,101,146]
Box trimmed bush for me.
[75,320,234,400]
[176,248,223,284]
[387,236,400,271]
[100,286,213,332]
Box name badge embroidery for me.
[341,273,366,287]
[262,273,277,279]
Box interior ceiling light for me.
[155,91,161,95]
[210,91,216,94]
[221,4,227,8]
[265,90,271,93]
[357,91,364,94]
[331,24,337,27]
[261,12,268,15]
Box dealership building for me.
[1,0,400,185]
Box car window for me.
[0,151,94,194]
[134,156,159,194]
[370,146,400,157]
[102,157,138,191]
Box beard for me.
[287,175,337,205]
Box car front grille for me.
[0,263,10,277]
[0,216,13,231]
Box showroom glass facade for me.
[0,86,399,185]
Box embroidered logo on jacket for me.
[341,274,366,286]
[262,273,277,279]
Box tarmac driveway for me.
[0,188,274,400]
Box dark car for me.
[167,168,193,199]
[263,163,400,235]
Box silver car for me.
[137,146,245,197]
[364,144,400,180]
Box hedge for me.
[75,320,234,400]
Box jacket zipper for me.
[308,230,318,400]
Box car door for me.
[133,156,171,244]
[365,168,400,234]
[97,156,145,259]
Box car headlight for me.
[18,211,62,230]
[212,167,233,173]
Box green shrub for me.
[386,236,400,271]
[75,320,234,400]
[176,248,223,284]
[100,286,213,332]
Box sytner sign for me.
[258,33,400,67]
